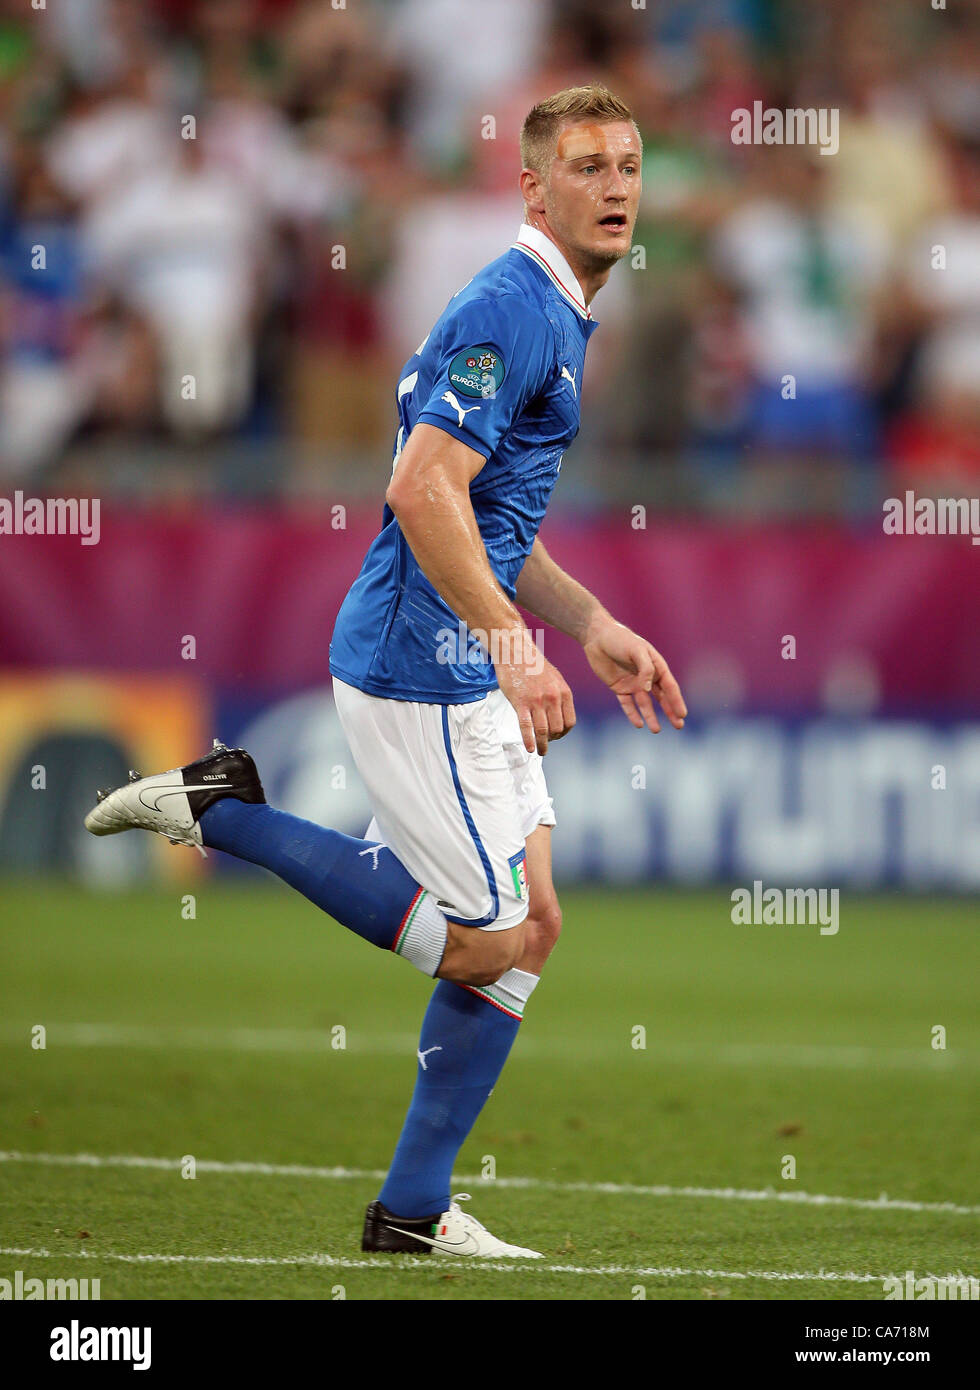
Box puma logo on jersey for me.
[358,845,383,870]
[560,365,577,397]
[441,391,481,428]
[417,1045,443,1070]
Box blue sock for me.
[379,976,535,1218]
[199,799,446,974]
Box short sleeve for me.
[416,294,555,459]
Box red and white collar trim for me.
[512,223,592,320]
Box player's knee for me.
[527,898,562,954]
[465,934,524,986]
[442,922,524,987]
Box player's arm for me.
[386,424,575,754]
[516,537,687,733]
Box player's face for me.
[544,120,641,269]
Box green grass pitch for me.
[1,880,977,1301]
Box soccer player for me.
[85,84,687,1258]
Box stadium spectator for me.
[711,146,889,463]
[888,137,980,491]
[0,0,975,512]
[0,144,95,476]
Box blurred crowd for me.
[1,0,978,510]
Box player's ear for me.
[519,167,546,215]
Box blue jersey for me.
[330,223,599,703]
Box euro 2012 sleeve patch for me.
[447,346,506,399]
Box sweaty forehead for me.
[555,121,635,162]
[556,123,608,161]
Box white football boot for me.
[83,739,265,855]
[362,1193,543,1258]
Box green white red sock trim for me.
[392,888,426,955]
[461,984,524,1019]
[391,889,447,978]
[462,968,540,1020]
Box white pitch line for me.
[3,1245,957,1285]
[1,1151,976,1217]
[0,1021,973,1071]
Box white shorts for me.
[332,677,556,932]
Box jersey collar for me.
[512,223,592,321]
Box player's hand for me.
[495,631,576,756]
[583,616,687,733]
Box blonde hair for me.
[520,83,639,177]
